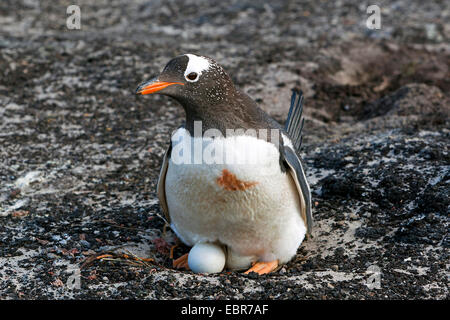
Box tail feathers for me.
[285,90,305,151]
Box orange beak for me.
[136,78,184,95]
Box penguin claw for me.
[169,244,179,259]
[173,253,190,270]
[244,260,278,275]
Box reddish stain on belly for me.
[216,169,258,191]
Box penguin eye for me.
[186,72,198,81]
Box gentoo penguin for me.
[136,54,312,275]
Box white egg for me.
[188,242,226,274]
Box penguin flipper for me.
[284,90,305,152]
[283,143,313,235]
[157,143,171,224]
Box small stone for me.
[82,250,96,256]
[51,235,62,242]
[80,240,91,248]
[47,253,59,259]
[12,210,29,218]
[349,212,358,220]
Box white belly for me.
[165,128,306,266]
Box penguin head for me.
[136,54,236,110]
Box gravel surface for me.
[0,0,449,299]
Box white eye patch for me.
[184,54,211,82]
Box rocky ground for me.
[0,0,448,299]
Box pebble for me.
[349,212,358,220]
[80,240,90,248]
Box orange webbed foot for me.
[169,244,179,259]
[244,260,278,275]
[173,253,190,270]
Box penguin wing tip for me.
[290,88,303,96]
